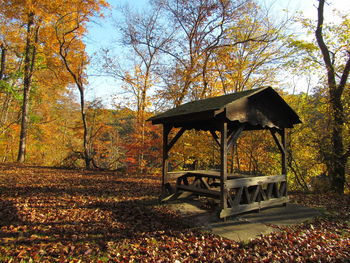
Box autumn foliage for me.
[0,164,349,262]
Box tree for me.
[0,0,88,163]
[102,5,169,172]
[0,1,59,163]
[0,1,41,163]
[288,0,350,193]
[148,0,291,105]
[314,0,350,193]
[17,11,40,163]
[211,1,289,93]
[153,0,244,105]
[54,1,108,169]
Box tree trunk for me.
[329,92,346,193]
[17,13,37,163]
[315,0,350,193]
[0,45,6,80]
[78,86,91,169]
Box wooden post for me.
[162,124,171,194]
[280,128,287,206]
[280,128,287,176]
[220,121,228,214]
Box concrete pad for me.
[167,200,322,242]
[237,203,322,226]
[209,221,275,242]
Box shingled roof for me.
[149,87,301,130]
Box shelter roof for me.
[149,87,301,130]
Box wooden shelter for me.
[149,87,301,218]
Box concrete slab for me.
[237,203,322,226]
[209,221,275,242]
[167,200,322,242]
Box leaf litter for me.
[0,163,349,262]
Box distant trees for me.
[102,5,169,172]
[0,0,108,167]
[150,0,289,104]
[106,0,289,107]
[100,0,293,174]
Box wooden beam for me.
[270,128,288,198]
[198,177,211,190]
[225,175,286,189]
[233,187,243,206]
[167,127,186,152]
[220,121,228,212]
[279,128,287,176]
[210,129,221,147]
[269,128,286,155]
[176,184,220,198]
[243,187,251,203]
[227,192,235,207]
[251,185,260,202]
[227,124,245,150]
[220,197,289,218]
[267,183,274,198]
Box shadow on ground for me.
[166,197,322,242]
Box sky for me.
[83,0,350,106]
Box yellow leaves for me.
[287,39,318,52]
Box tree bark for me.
[315,0,350,193]
[0,45,6,80]
[78,86,91,169]
[17,13,38,163]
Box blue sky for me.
[83,0,350,106]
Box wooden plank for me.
[167,170,247,180]
[219,197,289,218]
[167,127,186,152]
[267,183,274,198]
[187,170,220,176]
[198,177,211,190]
[243,187,251,203]
[227,124,245,150]
[251,185,260,202]
[279,128,287,176]
[210,129,221,147]
[269,129,286,155]
[192,178,201,188]
[167,171,188,178]
[233,187,243,206]
[270,128,287,176]
[177,184,220,197]
[259,187,267,201]
[225,175,286,189]
[227,190,235,207]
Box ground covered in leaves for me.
[0,164,349,262]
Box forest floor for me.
[0,164,349,262]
